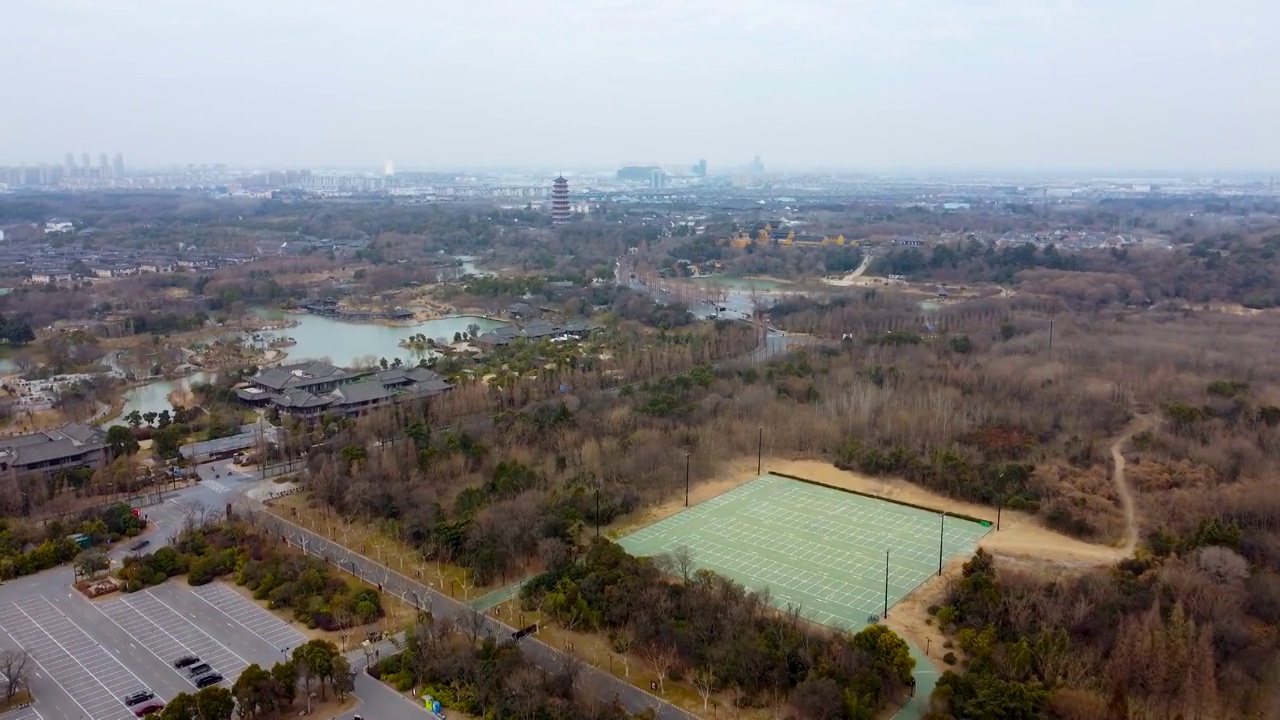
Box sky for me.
[2,0,1276,173]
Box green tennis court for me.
[619,473,992,628]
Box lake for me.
[251,310,507,368]
[112,311,508,420]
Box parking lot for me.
[99,590,250,686]
[189,583,307,652]
[0,705,44,720]
[0,597,153,720]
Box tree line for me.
[120,517,384,633]
[522,539,916,718]
[0,502,143,580]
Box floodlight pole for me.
[938,512,946,576]
[996,503,1002,531]
[594,483,600,539]
[684,452,691,507]
[757,426,763,475]
[883,548,889,619]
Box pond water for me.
[118,372,215,421]
[108,311,509,421]
[696,275,793,292]
[251,310,507,368]
[456,255,495,277]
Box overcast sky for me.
[2,0,1275,173]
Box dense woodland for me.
[371,613,642,720]
[289,287,1280,718]
[523,539,915,718]
[873,233,1280,309]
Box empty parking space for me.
[190,584,306,651]
[100,591,248,684]
[0,705,43,720]
[0,597,150,720]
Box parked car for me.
[188,663,212,676]
[195,673,223,688]
[129,540,151,552]
[122,690,155,706]
[134,702,163,717]
[172,655,199,668]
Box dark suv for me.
[123,690,155,707]
[188,663,212,676]
[195,672,223,688]
[173,655,200,668]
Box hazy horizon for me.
[3,0,1276,173]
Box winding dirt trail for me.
[1111,414,1153,557]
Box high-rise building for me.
[649,169,667,190]
[550,176,571,225]
[64,153,76,171]
[693,159,707,177]
[99,153,110,176]
[749,155,764,174]
[81,153,91,171]
[383,160,395,177]
[113,153,125,177]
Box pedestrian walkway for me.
[468,580,526,612]
[892,639,939,719]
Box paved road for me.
[254,511,694,720]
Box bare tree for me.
[672,544,696,584]
[642,641,677,693]
[557,644,585,691]
[332,606,355,652]
[0,649,31,701]
[694,666,717,711]
[177,499,203,532]
[613,624,636,678]
[462,608,486,645]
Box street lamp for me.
[757,426,763,475]
[938,513,946,576]
[684,452,691,507]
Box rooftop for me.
[0,423,106,468]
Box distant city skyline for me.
[3,0,1276,173]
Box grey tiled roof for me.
[0,423,105,467]
[251,361,355,391]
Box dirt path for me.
[841,254,873,282]
[1111,413,1154,557]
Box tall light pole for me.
[594,482,601,538]
[684,452,691,507]
[883,548,890,619]
[938,512,946,576]
[757,426,763,475]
